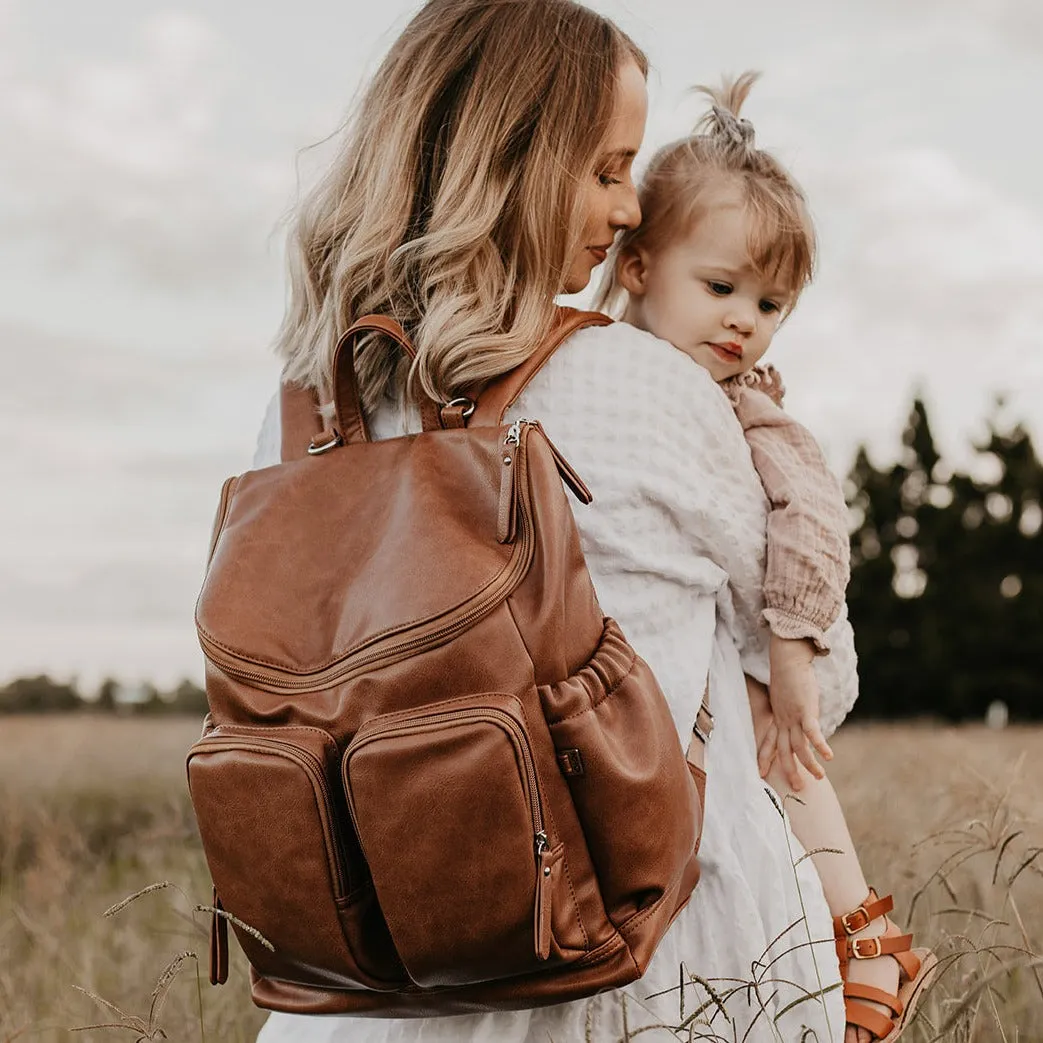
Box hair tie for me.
[711,105,756,151]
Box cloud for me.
[875,0,1043,53]
[1,318,279,628]
[0,10,290,288]
[774,146,1043,469]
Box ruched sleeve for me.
[729,384,851,654]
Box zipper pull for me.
[533,831,552,961]
[529,422,593,505]
[497,434,519,545]
[497,420,535,544]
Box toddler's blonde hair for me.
[596,72,815,316]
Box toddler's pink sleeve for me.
[729,385,851,654]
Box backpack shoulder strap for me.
[469,308,613,428]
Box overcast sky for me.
[3,0,1042,686]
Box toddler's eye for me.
[759,299,781,314]
[707,281,732,296]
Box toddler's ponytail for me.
[692,71,759,161]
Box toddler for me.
[596,73,934,1043]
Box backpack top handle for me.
[332,315,437,444]
[279,315,438,462]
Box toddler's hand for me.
[766,635,833,790]
[755,364,786,406]
[723,364,787,408]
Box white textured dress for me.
[252,321,856,1042]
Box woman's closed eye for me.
[598,172,622,186]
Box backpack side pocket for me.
[538,618,700,926]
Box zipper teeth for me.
[193,736,348,896]
[200,425,535,692]
[199,514,530,690]
[349,707,544,837]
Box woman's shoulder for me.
[514,319,739,437]
[557,319,716,389]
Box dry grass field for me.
[2,716,1042,1042]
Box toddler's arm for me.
[725,369,851,787]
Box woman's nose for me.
[610,183,641,232]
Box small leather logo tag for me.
[557,748,585,777]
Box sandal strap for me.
[833,890,895,937]
[840,931,914,962]
[844,998,897,1041]
[844,981,904,1017]
[894,946,922,981]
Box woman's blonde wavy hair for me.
[596,72,815,317]
[276,0,647,416]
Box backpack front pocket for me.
[343,693,572,988]
[187,724,404,990]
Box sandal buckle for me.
[851,936,883,959]
[692,706,714,745]
[841,905,871,935]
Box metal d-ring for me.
[307,431,344,455]
[443,397,476,418]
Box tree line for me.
[0,675,208,715]
[846,395,1042,721]
[2,395,1040,720]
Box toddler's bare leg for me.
[747,676,896,1043]
[747,675,866,906]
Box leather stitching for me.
[209,723,335,745]
[616,886,673,938]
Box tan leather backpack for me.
[188,307,711,1016]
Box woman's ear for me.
[616,246,649,296]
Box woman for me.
[253,0,848,1038]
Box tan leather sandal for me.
[833,890,938,1042]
